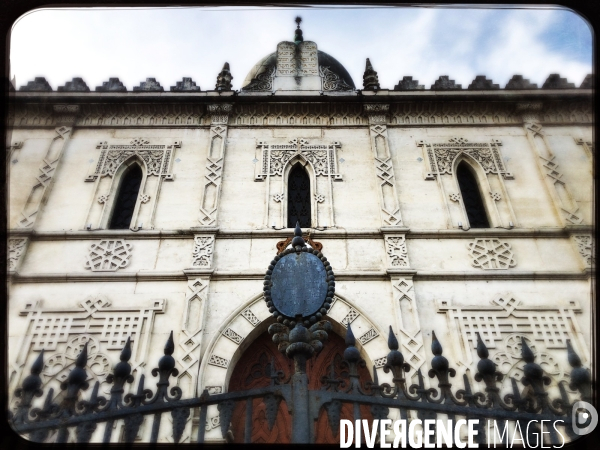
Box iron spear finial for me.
[294,17,304,43]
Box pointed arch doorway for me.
[228,330,373,443]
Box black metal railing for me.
[9,323,591,445]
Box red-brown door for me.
[228,331,373,443]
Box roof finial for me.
[294,16,304,44]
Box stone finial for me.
[431,75,461,90]
[542,73,575,89]
[216,62,233,91]
[95,78,127,92]
[580,74,593,89]
[170,77,200,92]
[468,75,499,90]
[294,16,304,43]
[58,77,90,92]
[394,76,424,91]
[363,58,380,90]
[19,77,52,92]
[133,78,164,92]
[505,75,537,89]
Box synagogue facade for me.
[6,21,594,443]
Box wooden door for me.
[228,331,373,443]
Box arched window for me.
[287,164,311,228]
[109,164,143,229]
[457,161,490,228]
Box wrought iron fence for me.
[9,321,592,445]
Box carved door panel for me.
[228,331,372,443]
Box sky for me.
[9,5,593,91]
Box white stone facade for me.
[7,36,593,443]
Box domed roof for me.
[242,49,355,91]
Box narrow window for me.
[287,164,311,228]
[457,162,490,228]
[109,164,143,229]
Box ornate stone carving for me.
[139,193,150,203]
[573,235,593,267]
[394,76,424,90]
[506,75,538,89]
[208,355,229,368]
[170,77,200,91]
[205,415,220,431]
[392,277,426,373]
[57,77,90,92]
[19,77,52,91]
[542,74,575,89]
[215,62,233,91]
[85,239,133,272]
[431,75,461,90]
[18,126,72,228]
[449,193,461,202]
[95,77,127,92]
[490,191,502,201]
[341,308,359,327]
[229,103,366,126]
[8,237,27,271]
[206,386,222,395]
[11,297,165,391]
[241,308,260,327]
[362,58,380,90]
[243,65,275,92]
[192,235,215,268]
[437,296,588,366]
[418,138,513,179]
[468,75,499,90]
[358,328,379,345]
[86,139,179,181]
[273,193,284,202]
[468,238,516,270]
[314,193,325,203]
[222,328,243,345]
[385,235,409,267]
[374,356,387,368]
[133,78,164,92]
[320,66,353,91]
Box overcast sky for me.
[9,5,593,91]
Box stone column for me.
[517,102,584,225]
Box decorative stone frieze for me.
[85,239,133,271]
[17,126,72,228]
[52,104,81,124]
[341,308,359,327]
[208,355,229,368]
[8,237,28,272]
[373,356,387,368]
[357,328,379,345]
[222,328,243,345]
[192,235,215,268]
[241,308,259,326]
[385,235,409,267]
[468,238,516,270]
[437,296,588,368]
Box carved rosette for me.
[468,238,516,270]
[85,239,133,272]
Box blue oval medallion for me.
[270,252,328,318]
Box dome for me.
[242,49,355,91]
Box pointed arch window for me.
[287,164,311,228]
[109,164,143,229]
[457,161,490,228]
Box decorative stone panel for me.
[192,235,215,268]
[468,238,516,270]
[437,296,588,369]
[85,239,133,271]
[208,355,229,368]
[572,235,594,267]
[385,235,409,267]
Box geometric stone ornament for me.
[393,76,424,91]
[133,78,164,92]
[580,74,592,89]
[19,77,52,91]
[542,73,575,89]
[11,296,165,392]
[57,77,90,92]
[85,239,133,271]
[241,308,260,327]
[468,238,516,270]
[385,235,409,267]
[17,126,72,228]
[95,77,127,92]
[505,75,538,90]
[192,235,215,268]
[437,296,588,367]
[208,354,229,368]
[575,137,594,159]
[572,235,594,267]
[170,77,201,92]
[8,237,28,272]
[431,75,462,90]
[357,328,379,345]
